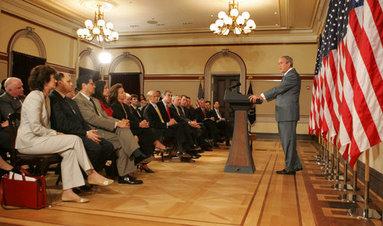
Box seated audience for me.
[93,80,113,117]
[109,84,166,173]
[123,93,131,106]
[15,65,112,203]
[74,75,150,184]
[195,99,220,147]
[50,73,114,173]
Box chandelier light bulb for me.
[77,29,83,36]
[111,31,119,39]
[106,22,114,29]
[210,24,218,31]
[236,16,245,25]
[85,19,93,28]
[230,8,239,17]
[218,11,226,19]
[93,27,100,34]
[242,12,250,20]
[234,27,241,35]
[222,28,230,36]
[224,17,233,25]
[97,19,105,27]
[247,19,256,29]
[216,19,224,27]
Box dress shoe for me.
[118,175,143,184]
[180,154,194,162]
[276,169,296,175]
[155,146,172,152]
[296,167,303,171]
[88,178,114,186]
[62,196,89,203]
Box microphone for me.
[229,82,241,90]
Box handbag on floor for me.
[0,169,47,209]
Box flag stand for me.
[326,142,335,180]
[314,136,321,161]
[339,161,364,203]
[334,146,353,191]
[322,135,331,176]
[334,146,344,181]
[347,149,382,220]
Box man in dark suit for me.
[249,56,302,175]
[50,73,114,172]
[212,101,232,146]
[143,90,197,160]
[195,99,220,147]
[0,77,25,120]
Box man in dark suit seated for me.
[74,75,149,184]
[0,77,25,120]
[143,90,198,161]
[211,101,232,146]
[49,73,114,173]
[195,99,220,147]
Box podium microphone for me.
[229,82,241,90]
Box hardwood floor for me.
[0,139,381,225]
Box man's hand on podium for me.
[249,95,264,103]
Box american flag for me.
[310,0,383,166]
[196,81,204,108]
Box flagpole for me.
[326,141,335,180]
[336,145,353,194]
[348,148,382,219]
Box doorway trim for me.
[204,49,247,100]
[7,26,46,77]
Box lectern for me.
[223,89,259,174]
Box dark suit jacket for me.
[143,103,167,129]
[195,107,210,123]
[0,92,25,120]
[263,68,301,122]
[211,108,224,121]
[111,102,141,135]
[49,90,90,137]
[169,104,188,123]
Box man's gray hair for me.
[4,77,22,91]
[281,56,293,67]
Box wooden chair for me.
[8,113,62,176]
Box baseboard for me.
[254,133,316,140]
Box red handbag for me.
[0,169,47,209]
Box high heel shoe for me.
[88,178,114,186]
[62,195,89,203]
[139,164,154,173]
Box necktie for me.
[135,107,142,118]
[166,105,171,119]
[181,107,185,116]
[216,109,222,119]
[175,106,180,116]
[89,98,99,115]
[202,108,205,117]
[155,105,165,123]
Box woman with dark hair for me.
[93,80,113,117]
[16,65,113,203]
[109,83,167,173]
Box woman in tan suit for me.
[16,65,113,203]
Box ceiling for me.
[14,0,328,46]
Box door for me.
[110,72,141,95]
[212,75,239,124]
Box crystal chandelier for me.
[77,3,119,43]
[210,0,256,36]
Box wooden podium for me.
[223,90,257,174]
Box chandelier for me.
[77,3,119,43]
[210,0,256,36]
